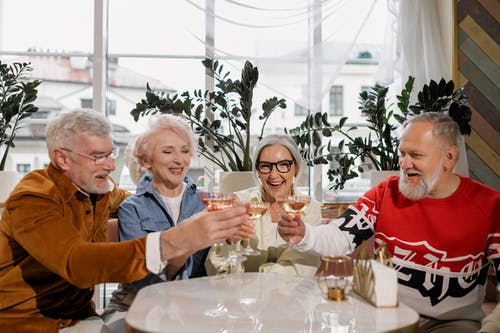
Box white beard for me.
[398,164,443,200]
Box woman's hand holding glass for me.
[239,202,269,256]
[276,210,307,245]
[276,195,310,246]
[199,192,248,270]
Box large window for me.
[0,0,389,198]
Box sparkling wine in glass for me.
[277,195,311,217]
[200,192,237,212]
[199,192,236,250]
[241,202,269,256]
[277,195,310,246]
[200,192,247,270]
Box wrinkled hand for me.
[277,213,305,245]
[232,219,255,242]
[160,206,248,260]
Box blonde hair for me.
[132,114,197,168]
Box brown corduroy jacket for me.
[0,164,149,332]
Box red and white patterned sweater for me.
[299,175,500,322]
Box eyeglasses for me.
[256,160,295,174]
[61,147,120,165]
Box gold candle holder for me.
[316,256,353,301]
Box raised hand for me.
[277,213,306,245]
[159,206,248,262]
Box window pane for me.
[108,57,205,133]
[329,85,344,116]
[108,0,205,55]
[0,0,93,52]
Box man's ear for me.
[52,148,71,171]
[444,145,458,171]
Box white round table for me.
[126,272,419,333]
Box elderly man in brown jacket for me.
[0,109,248,333]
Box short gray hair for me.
[404,112,462,158]
[46,108,112,153]
[252,134,302,179]
[133,114,197,166]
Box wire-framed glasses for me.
[256,160,295,174]
[60,147,120,165]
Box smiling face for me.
[58,133,116,194]
[142,129,192,197]
[257,144,297,202]
[398,121,456,200]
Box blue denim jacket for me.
[118,173,207,289]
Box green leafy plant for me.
[131,58,286,171]
[0,61,42,170]
[287,76,472,190]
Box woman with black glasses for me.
[206,134,322,276]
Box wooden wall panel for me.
[456,0,500,190]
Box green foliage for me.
[131,58,286,171]
[287,76,472,190]
[0,61,42,170]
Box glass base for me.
[241,247,261,256]
[226,253,247,266]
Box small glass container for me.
[316,256,354,301]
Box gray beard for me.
[398,165,442,200]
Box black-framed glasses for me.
[61,147,120,165]
[256,160,295,174]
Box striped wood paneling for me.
[456,0,499,190]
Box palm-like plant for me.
[287,76,471,190]
[131,58,286,171]
[0,61,42,170]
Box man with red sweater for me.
[279,112,500,332]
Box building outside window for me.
[81,98,116,116]
[294,103,309,116]
[16,164,31,178]
[329,85,344,116]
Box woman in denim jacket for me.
[102,114,207,332]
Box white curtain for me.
[378,0,468,176]
[186,0,383,112]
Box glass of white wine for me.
[277,195,310,217]
[277,195,310,247]
[241,202,270,256]
[200,192,248,269]
[199,192,239,263]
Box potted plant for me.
[287,76,472,190]
[0,61,42,203]
[131,58,286,191]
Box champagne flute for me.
[200,192,248,269]
[241,202,269,256]
[277,194,311,217]
[277,195,311,246]
[199,192,236,250]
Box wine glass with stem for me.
[277,194,311,246]
[240,201,270,256]
[199,192,248,269]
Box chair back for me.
[107,218,119,242]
